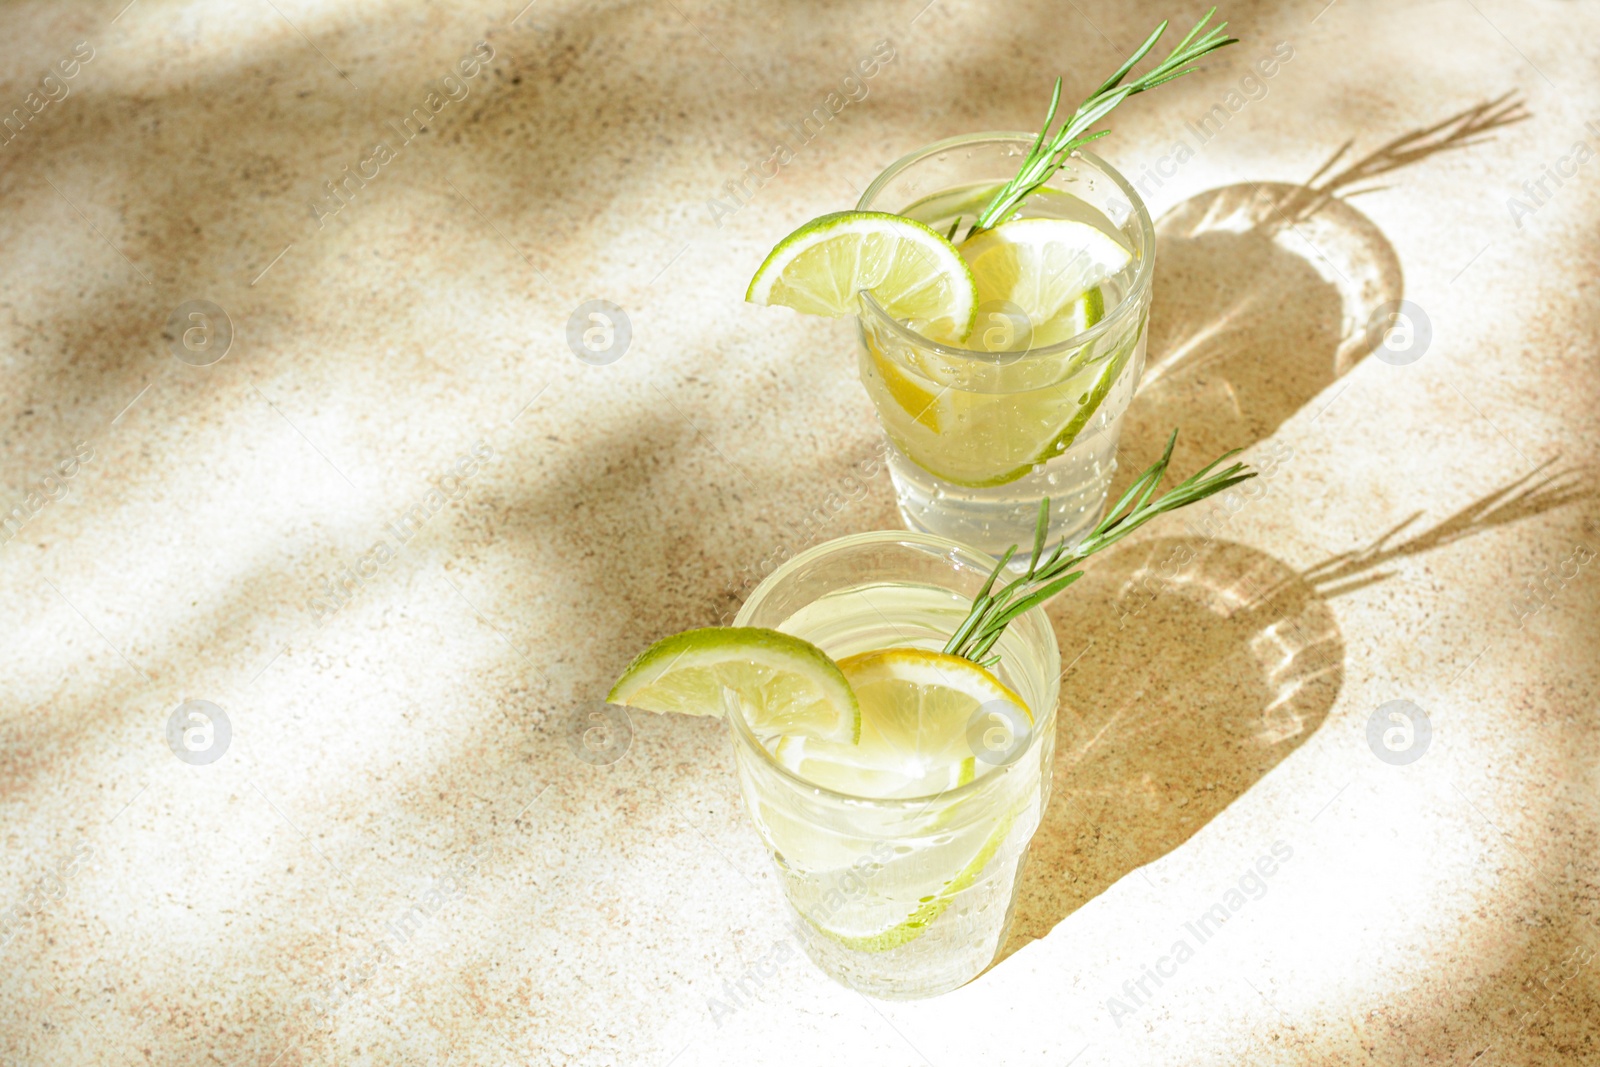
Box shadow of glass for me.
[1124,181,1400,471]
[991,457,1591,965]
[1120,94,1528,475]
[996,535,1342,961]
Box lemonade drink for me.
[729,532,1060,998]
[855,135,1155,559]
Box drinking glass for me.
[856,133,1156,560]
[728,530,1060,998]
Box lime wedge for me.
[960,217,1131,350]
[1026,323,1137,464]
[607,627,860,743]
[746,211,978,342]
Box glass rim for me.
[728,529,1059,808]
[855,131,1156,364]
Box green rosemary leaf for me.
[944,432,1255,666]
[977,545,1017,601]
[944,544,1016,656]
[1133,431,1180,513]
[1103,457,1167,528]
[1094,20,1168,97]
[991,572,1082,630]
[1032,78,1064,154]
[942,592,992,656]
[1026,497,1050,576]
[971,9,1238,233]
[968,572,1083,662]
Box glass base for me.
[732,532,1061,1001]
[789,920,996,1001]
[885,430,1122,563]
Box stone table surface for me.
[1,0,1597,1064]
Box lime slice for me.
[960,217,1131,350]
[746,211,978,342]
[920,316,1139,488]
[607,627,860,743]
[809,808,1018,953]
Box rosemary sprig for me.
[967,9,1238,236]
[943,432,1255,665]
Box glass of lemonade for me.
[728,530,1060,998]
[856,133,1156,560]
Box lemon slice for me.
[864,343,947,433]
[746,211,978,342]
[840,647,1032,764]
[960,217,1132,350]
[770,648,1031,799]
[863,282,1104,441]
[606,627,860,743]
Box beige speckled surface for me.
[1,1,1598,1064]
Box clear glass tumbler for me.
[856,133,1156,560]
[728,531,1061,999]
